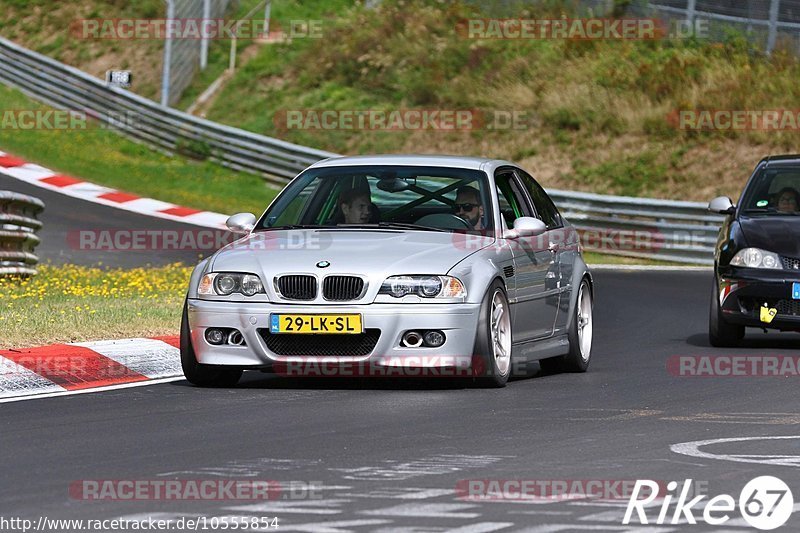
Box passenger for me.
[775,187,800,213]
[454,185,485,230]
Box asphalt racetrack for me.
[3,270,800,531]
[3,172,800,531]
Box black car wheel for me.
[709,276,745,347]
[181,301,243,387]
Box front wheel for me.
[473,280,512,388]
[181,302,242,387]
[540,278,593,373]
[709,276,744,347]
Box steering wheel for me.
[414,213,472,230]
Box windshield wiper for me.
[339,222,447,232]
[258,224,336,231]
[743,208,800,216]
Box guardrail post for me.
[767,0,780,54]
[686,0,696,25]
[200,0,211,70]
[161,0,176,106]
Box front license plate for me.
[793,282,800,300]
[270,314,363,334]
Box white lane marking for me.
[228,499,351,515]
[375,523,511,533]
[360,503,480,519]
[73,338,180,379]
[330,455,507,481]
[671,435,800,467]
[512,525,679,532]
[271,519,390,533]
[339,488,455,500]
[0,376,184,404]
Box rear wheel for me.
[709,276,744,347]
[181,302,242,387]
[540,278,593,373]
[473,280,512,388]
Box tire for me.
[539,278,593,373]
[709,276,744,347]
[181,302,243,387]
[473,280,512,388]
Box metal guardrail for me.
[0,38,337,185]
[548,190,723,265]
[0,191,44,276]
[0,37,723,264]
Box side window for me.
[516,170,562,229]
[495,170,532,229]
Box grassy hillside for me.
[204,0,800,202]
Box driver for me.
[339,187,372,224]
[776,187,800,213]
[454,185,485,230]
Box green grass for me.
[0,263,190,348]
[0,85,278,215]
[202,0,800,201]
[582,251,704,267]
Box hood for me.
[739,216,800,258]
[211,228,494,282]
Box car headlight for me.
[379,275,466,299]
[198,273,265,296]
[730,248,783,269]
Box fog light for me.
[423,330,445,347]
[205,328,225,345]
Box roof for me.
[308,154,506,171]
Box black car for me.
[708,155,800,346]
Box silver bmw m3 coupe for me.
[181,155,594,387]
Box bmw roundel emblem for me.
[316,261,330,268]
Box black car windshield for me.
[740,166,800,216]
[257,165,494,233]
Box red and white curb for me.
[0,150,229,229]
[0,336,182,403]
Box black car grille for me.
[260,329,381,356]
[276,275,317,300]
[777,300,800,317]
[323,276,364,301]
[782,256,800,270]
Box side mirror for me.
[504,216,547,239]
[226,212,256,234]
[708,196,736,215]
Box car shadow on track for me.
[686,332,800,349]
[172,362,558,390]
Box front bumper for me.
[717,266,800,330]
[187,298,482,372]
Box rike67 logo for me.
[623,477,793,530]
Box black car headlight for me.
[379,275,466,299]
[729,248,783,270]
[198,273,265,296]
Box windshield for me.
[257,165,494,233]
[740,166,800,216]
